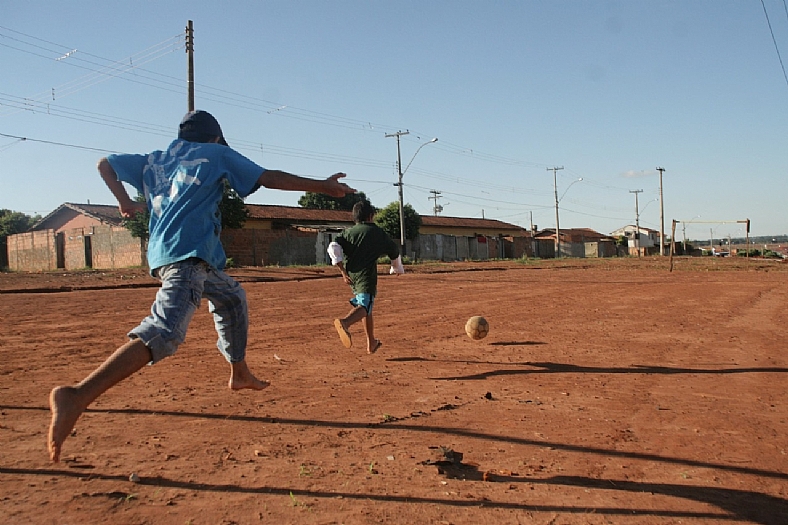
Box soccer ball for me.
[465,316,489,340]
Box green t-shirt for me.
[336,222,400,295]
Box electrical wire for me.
[760,0,788,90]
[0,132,120,154]
[1,25,644,228]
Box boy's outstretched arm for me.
[97,158,147,218]
[257,170,355,198]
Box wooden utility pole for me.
[548,166,564,258]
[186,20,195,112]
[385,130,409,255]
[656,167,666,256]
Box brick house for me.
[6,202,532,271]
[532,227,619,258]
[6,203,144,271]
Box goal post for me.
[669,218,750,272]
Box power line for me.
[0,26,183,114]
[760,0,788,90]
[0,132,120,154]
[0,25,565,180]
[0,25,647,230]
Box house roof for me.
[420,215,525,232]
[534,227,614,241]
[31,202,123,231]
[246,204,353,222]
[610,224,660,235]
[31,202,526,234]
[246,204,525,232]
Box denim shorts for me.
[349,292,375,314]
[129,258,248,364]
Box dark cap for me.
[178,110,228,146]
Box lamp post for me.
[385,132,437,256]
[682,215,701,253]
[560,178,584,202]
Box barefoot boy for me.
[328,201,404,354]
[48,110,355,462]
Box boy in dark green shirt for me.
[328,201,404,353]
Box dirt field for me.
[1,257,787,525]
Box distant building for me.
[533,227,618,258]
[6,203,533,270]
[610,225,661,256]
[6,203,142,271]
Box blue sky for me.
[2,1,787,242]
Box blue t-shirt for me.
[108,139,264,271]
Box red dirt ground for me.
[1,257,786,525]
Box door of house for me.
[55,232,66,268]
[84,235,93,268]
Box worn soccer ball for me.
[465,316,489,340]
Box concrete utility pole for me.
[630,189,643,257]
[385,130,409,255]
[186,20,195,112]
[548,166,564,258]
[656,167,666,256]
[429,190,443,215]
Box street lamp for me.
[385,132,438,256]
[560,177,584,202]
[682,215,701,253]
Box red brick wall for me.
[7,230,57,271]
[222,228,318,266]
[89,226,144,269]
[7,225,143,271]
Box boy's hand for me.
[390,256,405,275]
[323,173,355,198]
[119,200,148,218]
[341,272,353,286]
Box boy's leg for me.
[361,313,381,354]
[48,338,152,463]
[335,306,366,348]
[204,268,269,391]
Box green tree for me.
[121,195,150,240]
[298,191,370,211]
[218,180,250,229]
[0,209,41,241]
[374,201,422,242]
[122,180,250,240]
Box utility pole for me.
[630,189,643,257]
[429,190,443,215]
[656,167,666,256]
[186,20,195,112]
[547,166,564,258]
[385,130,409,255]
[682,222,687,253]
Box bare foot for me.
[368,339,382,354]
[230,376,271,391]
[229,360,271,391]
[48,386,85,463]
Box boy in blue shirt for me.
[48,110,355,462]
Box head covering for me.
[178,110,228,146]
